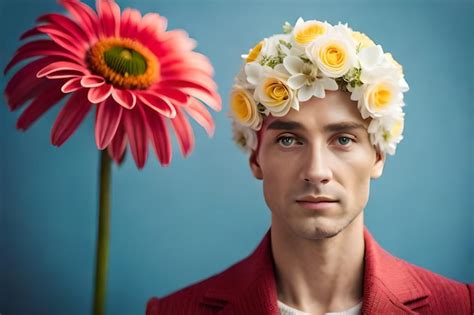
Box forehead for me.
[261,91,370,134]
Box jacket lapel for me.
[200,226,432,314]
[200,229,279,314]
[362,227,432,314]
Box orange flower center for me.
[87,37,159,89]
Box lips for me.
[296,195,338,203]
[295,195,339,210]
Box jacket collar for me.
[200,226,432,314]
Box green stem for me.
[93,150,112,315]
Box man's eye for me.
[277,136,298,147]
[337,136,354,146]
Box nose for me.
[302,142,333,184]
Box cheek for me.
[341,159,373,209]
[260,152,295,211]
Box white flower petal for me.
[283,56,304,75]
[312,82,326,98]
[358,45,384,70]
[298,84,314,101]
[321,77,338,90]
[245,62,262,86]
[288,74,307,89]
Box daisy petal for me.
[160,80,221,111]
[180,87,222,112]
[107,123,127,165]
[16,81,67,130]
[153,88,189,107]
[5,56,59,110]
[61,77,83,93]
[37,61,87,78]
[95,97,123,149]
[171,106,194,157]
[88,83,113,103]
[37,13,89,45]
[112,88,137,109]
[51,89,93,146]
[20,27,43,40]
[161,72,217,91]
[37,25,85,58]
[184,97,215,136]
[4,40,83,74]
[123,106,148,169]
[160,52,214,76]
[120,8,140,38]
[59,0,98,41]
[137,13,167,39]
[137,92,176,118]
[143,106,172,166]
[81,75,105,88]
[97,0,120,37]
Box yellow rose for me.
[246,41,264,63]
[262,77,290,107]
[256,75,296,117]
[294,21,327,45]
[316,40,353,77]
[368,83,392,112]
[230,88,261,128]
[352,31,375,49]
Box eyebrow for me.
[266,120,367,133]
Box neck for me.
[271,212,365,314]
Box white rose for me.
[232,120,258,154]
[306,32,357,78]
[358,79,403,119]
[368,108,405,155]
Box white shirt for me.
[277,300,363,315]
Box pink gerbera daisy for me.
[4,0,221,168]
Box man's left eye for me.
[337,136,354,146]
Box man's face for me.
[249,90,385,240]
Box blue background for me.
[1,0,473,314]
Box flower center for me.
[373,84,392,109]
[295,23,326,45]
[88,37,159,89]
[322,44,345,69]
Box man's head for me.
[229,17,408,239]
[249,90,385,240]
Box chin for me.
[295,217,355,240]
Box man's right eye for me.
[276,135,298,147]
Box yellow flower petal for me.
[246,41,264,63]
[294,22,326,45]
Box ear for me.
[249,149,263,180]
[370,148,386,179]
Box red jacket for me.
[147,226,473,314]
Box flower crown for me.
[229,18,409,156]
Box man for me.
[146,18,473,314]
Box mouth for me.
[295,196,339,210]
